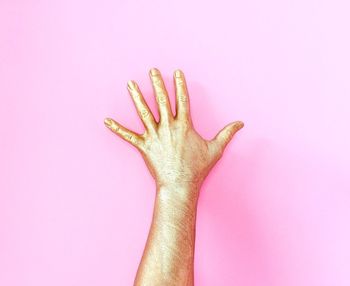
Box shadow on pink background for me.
[1,1,349,285]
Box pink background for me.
[1,0,350,285]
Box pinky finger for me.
[104,118,145,152]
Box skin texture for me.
[104,68,244,286]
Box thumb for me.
[210,121,244,156]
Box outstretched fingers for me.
[149,68,173,124]
[104,118,145,152]
[127,80,157,133]
[174,69,191,124]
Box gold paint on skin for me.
[104,68,244,286]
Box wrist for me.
[156,182,200,208]
[156,177,202,191]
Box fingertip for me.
[230,121,244,131]
[127,80,136,90]
[150,67,160,76]
[237,121,244,129]
[104,118,112,127]
[174,69,183,78]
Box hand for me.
[104,68,244,194]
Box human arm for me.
[104,68,244,285]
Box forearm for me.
[104,68,244,285]
[134,183,200,286]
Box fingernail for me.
[127,80,135,89]
[174,69,182,78]
[237,121,244,128]
[150,68,160,76]
[104,118,112,127]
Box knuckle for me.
[222,129,233,141]
[182,120,191,130]
[153,77,162,86]
[176,79,185,85]
[111,123,120,132]
[179,94,188,102]
[175,118,191,131]
[157,94,167,105]
[140,109,150,118]
[131,90,140,99]
[124,133,133,141]
[129,135,139,146]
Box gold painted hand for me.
[104,68,244,192]
[104,68,244,286]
